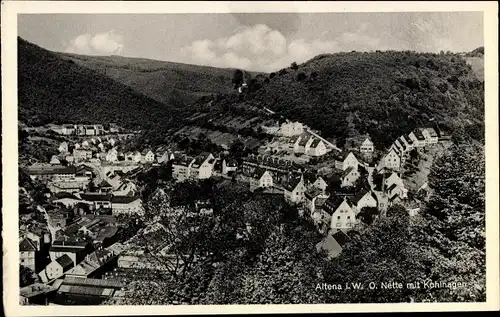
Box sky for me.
[18,12,484,72]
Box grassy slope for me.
[58,53,260,108]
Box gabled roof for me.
[403,134,413,145]
[99,180,113,188]
[224,158,238,167]
[324,196,352,215]
[20,238,37,252]
[55,254,74,271]
[351,189,375,205]
[251,167,269,180]
[332,230,350,247]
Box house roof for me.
[80,193,112,202]
[27,166,77,176]
[251,167,268,180]
[95,226,119,242]
[20,238,37,251]
[111,195,140,204]
[332,230,350,247]
[55,254,74,271]
[63,276,125,289]
[315,197,328,208]
[305,187,323,200]
[403,134,414,144]
[324,196,351,215]
[224,158,238,167]
[413,129,426,140]
[54,191,80,200]
[298,136,310,147]
[173,155,194,167]
[282,174,303,191]
[310,138,323,148]
[99,180,113,188]
[351,189,375,205]
[387,183,398,192]
[425,127,438,137]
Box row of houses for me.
[53,192,144,217]
[261,120,306,137]
[380,127,439,171]
[57,124,106,136]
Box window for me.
[337,216,341,219]
[336,223,341,227]
[347,216,351,219]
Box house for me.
[58,142,69,153]
[248,168,273,190]
[172,155,195,182]
[52,192,83,208]
[27,165,77,182]
[222,158,238,174]
[157,151,174,164]
[48,180,88,194]
[61,125,76,135]
[49,237,91,266]
[20,238,37,271]
[98,180,114,193]
[308,138,328,156]
[73,149,92,162]
[294,135,312,154]
[21,228,51,252]
[190,152,215,180]
[65,155,75,164]
[20,283,57,305]
[401,134,414,151]
[65,246,121,279]
[106,148,118,162]
[74,142,81,149]
[324,196,357,230]
[384,172,408,200]
[383,148,401,170]
[56,276,125,301]
[283,174,306,204]
[311,176,328,192]
[38,254,74,283]
[359,137,374,154]
[82,140,90,148]
[108,138,117,146]
[143,150,155,163]
[279,121,304,137]
[79,193,113,210]
[334,152,359,171]
[422,127,439,144]
[385,171,404,189]
[350,189,378,212]
[97,143,106,152]
[50,155,61,165]
[409,129,427,147]
[111,195,144,216]
[341,166,360,188]
[125,151,142,163]
[304,187,330,214]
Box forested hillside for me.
[58,53,257,108]
[18,37,184,133]
[201,50,484,149]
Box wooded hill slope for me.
[18,37,185,131]
[199,49,484,149]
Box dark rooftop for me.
[55,254,74,271]
[19,238,37,252]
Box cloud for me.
[181,24,383,72]
[64,30,124,55]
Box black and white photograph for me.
[2,1,499,315]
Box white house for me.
[126,151,142,163]
[335,152,359,171]
[50,155,61,165]
[98,143,106,152]
[74,143,81,149]
[106,148,118,162]
[383,148,401,170]
[351,189,378,213]
[305,187,330,214]
[111,196,144,216]
[82,140,90,148]
[222,158,238,174]
[157,151,174,164]
[324,196,357,230]
[279,121,304,137]
[385,172,404,188]
[172,156,195,182]
[409,129,427,147]
[38,254,74,283]
[249,169,273,190]
[143,150,155,163]
[108,138,117,147]
[308,139,328,156]
[422,127,439,144]
[283,174,306,204]
[341,166,360,188]
[359,138,374,154]
[311,176,328,192]
[58,142,69,153]
[190,152,215,179]
[385,172,408,200]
